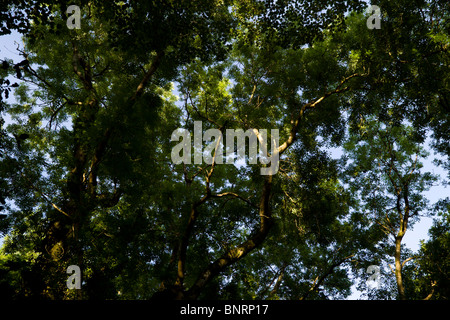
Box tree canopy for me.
[0,0,449,300]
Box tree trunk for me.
[394,235,406,300]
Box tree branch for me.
[212,192,257,209]
[20,172,71,218]
[87,127,112,196]
[186,175,273,299]
[300,254,354,300]
[71,41,95,92]
[277,73,365,155]
[423,281,437,300]
[130,51,165,101]
[174,193,210,290]
[401,256,416,268]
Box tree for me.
[402,202,450,300]
[1,0,236,299]
[343,116,438,299]
[1,0,449,300]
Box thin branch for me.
[300,254,354,300]
[51,203,71,219]
[247,84,257,105]
[183,163,211,186]
[20,172,71,218]
[269,264,286,297]
[278,72,366,155]
[188,91,222,128]
[48,101,67,130]
[212,192,257,209]
[388,264,396,274]
[401,256,416,268]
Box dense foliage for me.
[0,0,449,300]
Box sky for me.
[1,17,448,299]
